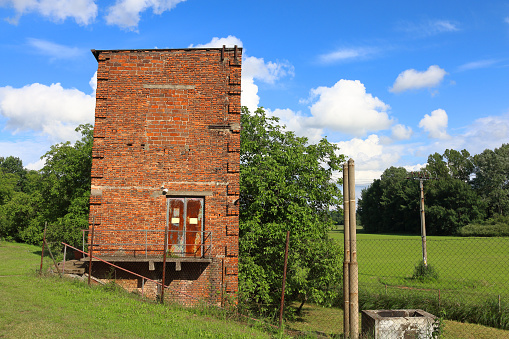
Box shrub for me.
[458,215,509,237]
[412,261,439,282]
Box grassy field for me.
[2,240,508,338]
[329,229,509,331]
[329,231,509,293]
[286,303,509,338]
[0,241,275,339]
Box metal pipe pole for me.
[348,159,359,339]
[88,217,95,286]
[39,222,47,275]
[161,198,169,304]
[343,162,350,338]
[279,231,290,329]
[419,179,428,267]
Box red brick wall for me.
[89,48,241,303]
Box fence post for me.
[343,162,350,338]
[63,244,67,274]
[88,217,95,286]
[348,158,359,339]
[39,222,47,275]
[221,258,225,307]
[161,220,168,304]
[279,231,290,329]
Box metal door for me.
[167,197,203,257]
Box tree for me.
[425,178,486,235]
[0,156,27,192]
[425,149,473,182]
[358,162,484,235]
[358,167,419,234]
[40,124,93,246]
[239,107,345,316]
[473,144,509,216]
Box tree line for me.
[0,124,93,247]
[358,145,509,235]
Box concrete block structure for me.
[88,47,241,304]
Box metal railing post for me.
[88,217,95,286]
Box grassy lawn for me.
[286,303,509,338]
[2,240,508,338]
[0,241,274,339]
[329,231,509,295]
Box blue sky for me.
[0,0,508,191]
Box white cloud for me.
[243,56,294,85]
[419,109,449,139]
[105,0,186,30]
[307,80,392,136]
[397,19,459,37]
[189,36,294,113]
[1,0,97,25]
[266,108,323,144]
[189,35,243,48]
[429,20,459,33]
[391,124,413,140]
[458,59,498,72]
[335,134,402,185]
[318,47,377,64]
[460,113,509,153]
[0,80,95,141]
[390,65,447,93]
[27,38,85,60]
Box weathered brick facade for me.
[88,47,241,304]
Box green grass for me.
[329,231,509,330]
[286,303,509,338]
[0,241,276,338]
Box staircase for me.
[54,260,87,275]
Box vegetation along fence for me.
[355,236,509,334]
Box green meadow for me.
[329,230,509,330]
[2,240,508,337]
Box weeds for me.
[412,261,439,282]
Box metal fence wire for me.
[57,233,509,338]
[355,237,509,338]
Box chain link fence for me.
[356,237,509,338]
[51,230,509,338]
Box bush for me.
[458,215,509,237]
[412,261,439,282]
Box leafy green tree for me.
[426,149,473,182]
[473,144,509,217]
[40,124,93,246]
[0,156,27,192]
[358,167,419,234]
[239,107,344,316]
[359,162,484,235]
[425,178,486,235]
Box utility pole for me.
[408,171,435,267]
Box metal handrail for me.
[82,229,213,258]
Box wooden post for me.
[348,159,359,339]
[39,222,47,275]
[343,162,350,338]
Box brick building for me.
[88,47,241,304]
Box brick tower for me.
[88,47,241,304]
